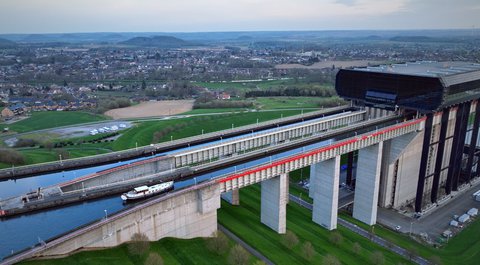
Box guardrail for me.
[0,105,352,180]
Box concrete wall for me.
[36,184,220,257]
[378,132,418,208]
[391,131,424,209]
[61,156,174,192]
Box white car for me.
[395,225,401,231]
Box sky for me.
[0,0,479,34]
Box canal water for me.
[0,113,353,259]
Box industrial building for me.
[335,61,480,212]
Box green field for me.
[110,109,308,150]
[254,97,322,109]
[218,185,412,265]
[2,111,108,133]
[20,233,258,265]
[0,110,311,168]
[181,108,251,115]
[194,79,334,92]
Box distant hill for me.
[390,36,434,42]
[120,35,195,47]
[0,37,17,48]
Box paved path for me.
[289,194,431,265]
[219,224,274,265]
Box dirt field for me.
[275,60,385,69]
[104,100,194,119]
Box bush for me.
[144,252,163,265]
[329,231,343,246]
[323,254,341,265]
[301,241,315,261]
[193,99,254,109]
[228,244,249,265]
[206,231,229,255]
[127,233,150,256]
[0,148,25,165]
[15,138,38,148]
[370,251,385,265]
[281,230,299,249]
[352,242,361,255]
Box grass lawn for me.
[340,211,480,265]
[218,185,413,265]
[254,97,322,109]
[111,109,308,150]
[20,233,259,265]
[16,148,112,166]
[193,79,334,91]
[181,108,250,115]
[3,112,108,133]
[0,110,311,168]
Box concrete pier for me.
[353,142,383,225]
[311,156,340,230]
[261,173,287,233]
[221,189,240,205]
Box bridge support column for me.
[311,156,340,230]
[353,142,383,225]
[221,189,240,205]
[261,173,287,234]
[308,164,317,199]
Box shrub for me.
[228,244,249,265]
[281,230,299,249]
[0,148,25,165]
[127,233,150,256]
[144,252,163,265]
[206,231,229,255]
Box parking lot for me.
[378,180,480,241]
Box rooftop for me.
[354,61,480,78]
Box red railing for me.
[217,117,426,184]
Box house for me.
[1,107,14,119]
[8,103,27,115]
[216,92,231,100]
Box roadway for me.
[377,178,480,240]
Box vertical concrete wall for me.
[36,184,221,257]
[391,131,424,209]
[311,156,340,230]
[353,142,383,225]
[261,173,287,234]
[308,164,317,199]
[378,132,418,208]
[61,157,175,192]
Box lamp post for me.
[202,129,204,135]
[170,135,173,142]
[104,209,108,219]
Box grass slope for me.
[111,109,307,150]
[20,235,258,265]
[4,112,107,133]
[218,185,413,265]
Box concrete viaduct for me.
[1,115,425,264]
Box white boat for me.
[121,181,174,201]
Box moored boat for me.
[121,181,174,201]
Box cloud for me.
[336,0,357,6]
[0,0,477,33]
